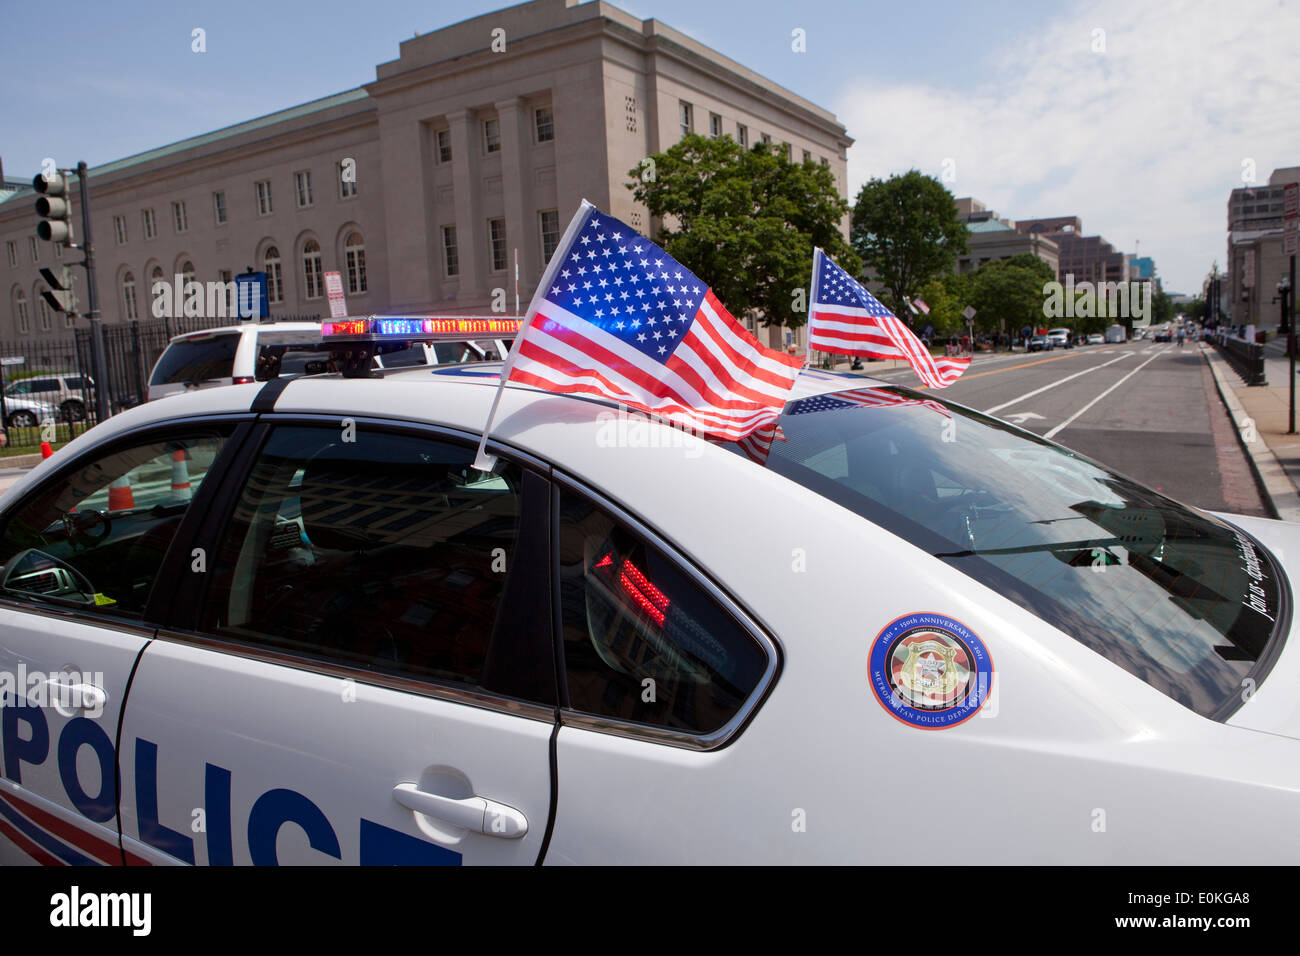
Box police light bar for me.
[322,315,524,341]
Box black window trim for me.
[150,413,559,724]
[551,469,782,752]
[0,413,258,631]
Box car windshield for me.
[150,333,240,386]
[718,384,1286,718]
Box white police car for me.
[1,317,1298,865]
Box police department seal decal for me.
[868,613,993,729]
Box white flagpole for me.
[804,247,824,370]
[472,199,596,471]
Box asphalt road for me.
[854,341,1268,516]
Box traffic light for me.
[33,171,74,245]
[38,266,76,315]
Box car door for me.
[0,423,241,865]
[118,420,557,865]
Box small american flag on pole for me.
[807,249,969,388]
[477,203,802,462]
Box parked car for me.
[3,373,94,422]
[1086,333,1105,345]
[147,322,328,401]
[1028,335,1053,352]
[1047,327,1072,349]
[1,393,61,429]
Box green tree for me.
[963,255,1057,337]
[628,134,858,329]
[849,170,968,318]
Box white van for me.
[1104,324,1127,343]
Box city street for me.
[858,342,1268,516]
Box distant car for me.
[1047,328,1072,349]
[4,373,94,422]
[1086,333,1105,345]
[1028,335,1053,352]
[1154,327,1172,343]
[2,394,60,429]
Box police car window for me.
[0,435,226,617]
[197,426,546,699]
[557,489,769,737]
[717,387,1285,719]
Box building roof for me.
[0,87,370,210]
[967,219,1015,234]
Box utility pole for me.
[76,162,111,423]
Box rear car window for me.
[149,333,241,386]
[718,385,1286,719]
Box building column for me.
[448,108,485,302]
[377,115,433,310]
[496,96,532,298]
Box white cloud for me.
[834,0,1300,292]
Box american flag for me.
[786,387,951,420]
[807,249,969,388]
[502,203,803,440]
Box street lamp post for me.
[1280,275,1294,434]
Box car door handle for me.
[392,783,528,839]
[44,680,106,715]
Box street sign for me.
[1286,219,1298,256]
[1,357,26,367]
[1284,182,1299,220]
[235,272,269,320]
[324,271,347,318]
[962,305,976,320]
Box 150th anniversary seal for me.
[869,612,994,729]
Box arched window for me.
[265,246,284,303]
[122,271,139,321]
[302,240,323,299]
[15,290,30,334]
[36,290,52,331]
[344,232,367,294]
[181,261,195,281]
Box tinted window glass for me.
[197,426,551,700]
[0,435,226,616]
[717,385,1285,718]
[149,333,240,386]
[558,488,769,736]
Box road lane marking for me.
[1043,349,1168,440]
[952,348,1128,385]
[983,352,1135,414]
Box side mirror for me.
[2,549,97,605]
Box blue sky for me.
[3,0,1297,293]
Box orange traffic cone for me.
[107,475,135,511]
[40,442,53,459]
[170,449,191,500]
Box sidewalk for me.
[1203,341,1300,521]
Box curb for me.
[1202,345,1300,522]
[0,453,47,470]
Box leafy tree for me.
[914,275,967,336]
[963,255,1057,336]
[1182,296,1206,322]
[628,134,858,329]
[849,170,968,318]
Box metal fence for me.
[0,314,321,453]
[1212,332,1267,386]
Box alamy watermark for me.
[152,274,261,319]
[0,664,106,718]
[1043,276,1151,327]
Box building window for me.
[172,201,188,233]
[37,294,52,332]
[679,101,693,138]
[16,290,29,334]
[29,238,39,263]
[820,156,829,167]
[6,241,16,267]
[539,209,560,264]
[53,243,62,259]
[214,190,228,224]
[625,96,637,133]
[181,261,195,285]
[442,226,459,277]
[113,215,128,245]
[142,208,157,240]
[484,118,501,154]
[122,272,138,321]
[760,133,772,145]
[781,142,792,161]
[802,149,811,164]
[436,129,452,164]
[709,113,722,138]
[344,232,367,294]
[338,162,357,198]
[488,218,507,272]
[256,180,273,216]
[295,170,313,208]
[535,106,554,143]
[302,240,323,299]
[736,124,748,148]
[265,247,284,303]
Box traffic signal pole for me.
[75,162,110,423]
